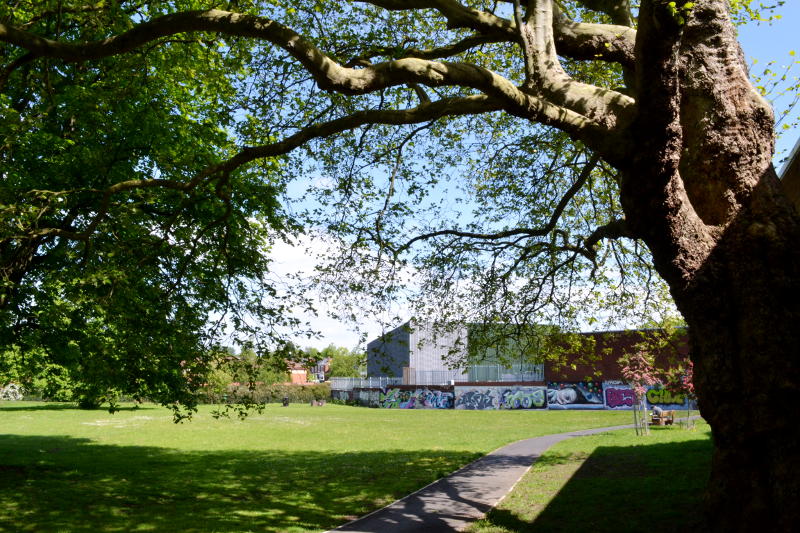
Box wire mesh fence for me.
[329,377,402,391]
[467,363,545,383]
[329,364,544,390]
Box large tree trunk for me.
[680,171,800,531]
[620,2,800,530]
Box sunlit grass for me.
[0,401,634,532]
[468,421,712,533]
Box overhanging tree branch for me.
[0,7,631,158]
[363,0,636,66]
[7,95,506,245]
[396,151,602,254]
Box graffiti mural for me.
[454,386,546,410]
[603,381,636,409]
[379,388,414,408]
[454,387,499,410]
[645,386,688,410]
[499,387,547,409]
[376,388,455,409]
[412,389,454,409]
[547,381,605,409]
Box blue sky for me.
[737,2,800,166]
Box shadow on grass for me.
[0,434,475,533]
[480,437,712,532]
[0,403,144,413]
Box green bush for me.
[195,382,331,404]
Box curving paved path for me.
[328,423,637,533]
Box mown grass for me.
[468,421,712,533]
[0,402,634,533]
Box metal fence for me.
[468,363,545,382]
[329,377,402,391]
[408,370,466,386]
[330,363,545,390]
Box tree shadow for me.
[0,433,475,532]
[478,437,712,532]
[0,403,142,413]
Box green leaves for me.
[0,1,303,413]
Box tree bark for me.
[620,2,800,530]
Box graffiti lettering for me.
[605,387,636,409]
[380,388,415,408]
[499,388,546,409]
[454,386,546,410]
[376,388,455,409]
[455,389,497,410]
[413,389,454,409]
[646,388,686,406]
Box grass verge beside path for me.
[1,402,632,533]
[468,421,712,533]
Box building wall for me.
[366,322,411,378]
[544,329,690,382]
[290,369,308,384]
[366,322,690,387]
[408,321,468,379]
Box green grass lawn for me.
[468,421,712,533]
[0,402,636,533]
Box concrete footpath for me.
[329,423,635,533]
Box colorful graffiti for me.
[603,381,636,409]
[454,388,499,410]
[454,386,546,410]
[413,389,454,409]
[499,387,546,409]
[377,388,454,409]
[380,388,413,408]
[645,386,688,409]
[547,381,605,409]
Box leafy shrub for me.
[196,382,331,404]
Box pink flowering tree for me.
[665,360,696,426]
[620,350,661,435]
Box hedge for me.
[196,382,331,404]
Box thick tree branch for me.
[525,0,632,130]
[362,0,516,35]
[0,7,633,161]
[10,96,505,245]
[216,95,505,176]
[345,32,510,66]
[576,0,632,26]
[583,217,636,253]
[0,8,630,158]
[553,17,634,68]
[364,0,636,67]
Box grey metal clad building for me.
[367,320,469,384]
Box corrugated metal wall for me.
[408,321,468,377]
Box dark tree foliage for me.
[0,1,303,413]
